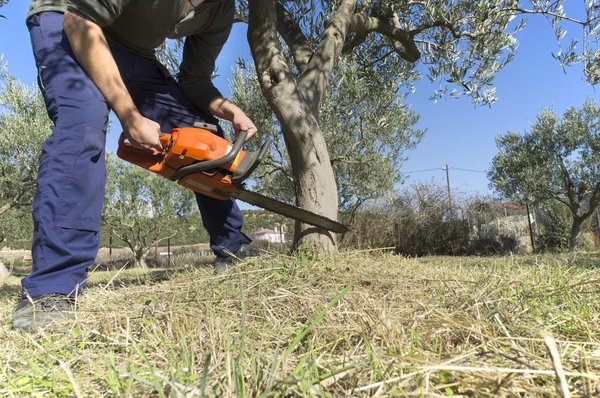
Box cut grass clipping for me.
[1,250,600,396]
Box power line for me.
[403,167,446,174]
[403,166,488,174]
[450,167,488,174]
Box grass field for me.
[1,249,600,397]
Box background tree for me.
[0,61,50,275]
[103,154,197,269]
[489,98,600,251]
[242,0,600,253]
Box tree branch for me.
[500,7,590,26]
[547,191,572,209]
[298,0,358,116]
[155,230,178,245]
[348,13,420,62]
[556,153,578,212]
[276,1,313,74]
[410,6,595,43]
[342,30,368,55]
[409,20,480,40]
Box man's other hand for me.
[232,111,257,142]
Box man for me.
[14,0,256,331]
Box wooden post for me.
[526,203,536,253]
[109,228,113,258]
[154,226,158,265]
[168,237,171,266]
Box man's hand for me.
[232,111,257,142]
[122,114,163,150]
[208,96,257,142]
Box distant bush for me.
[341,182,522,256]
[535,201,571,252]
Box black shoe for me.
[12,294,75,332]
[213,244,260,274]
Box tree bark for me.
[248,0,338,252]
[0,260,9,277]
[569,217,584,252]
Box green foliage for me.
[0,61,50,215]
[0,208,33,250]
[242,210,293,234]
[103,153,197,266]
[238,0,600,104]
[489,98,600,250]
[0,60,49,247]
[155,39,185,77]
[97,207,293,251]
[490,99,600,203]
[99,213,210,249]
[535,201,570,252]
[231,59,424,211]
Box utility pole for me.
[445,164,452,221]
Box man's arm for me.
[178,0,257,141]
[208,97,257,141]
[62,11,162,149]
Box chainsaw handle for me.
[118,132,171,155]
[170,130,248,182]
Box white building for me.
[248,227,286,243]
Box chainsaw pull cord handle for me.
[169,130,248,182]
[118,132,172,155]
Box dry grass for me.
[1,250,600,397]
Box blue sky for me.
[0,1,597,201]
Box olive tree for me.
[231,59,424,217]
[242,0,600,252]
[0,61,50,275]
[103,154,196,269]
[489,99,600,251]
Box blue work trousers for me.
[22,12,250,298]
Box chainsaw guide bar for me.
[222,188,348,234]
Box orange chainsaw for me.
[116,122,348,233]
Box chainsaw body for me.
[117,123,268,200]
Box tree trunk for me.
[289,122,339,253]
[0,260,9,277]
[134,248,148,270]
[248,0,339,253]
[569,217,584,252]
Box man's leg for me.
[20,12,109,300]
[121,55,251,258]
